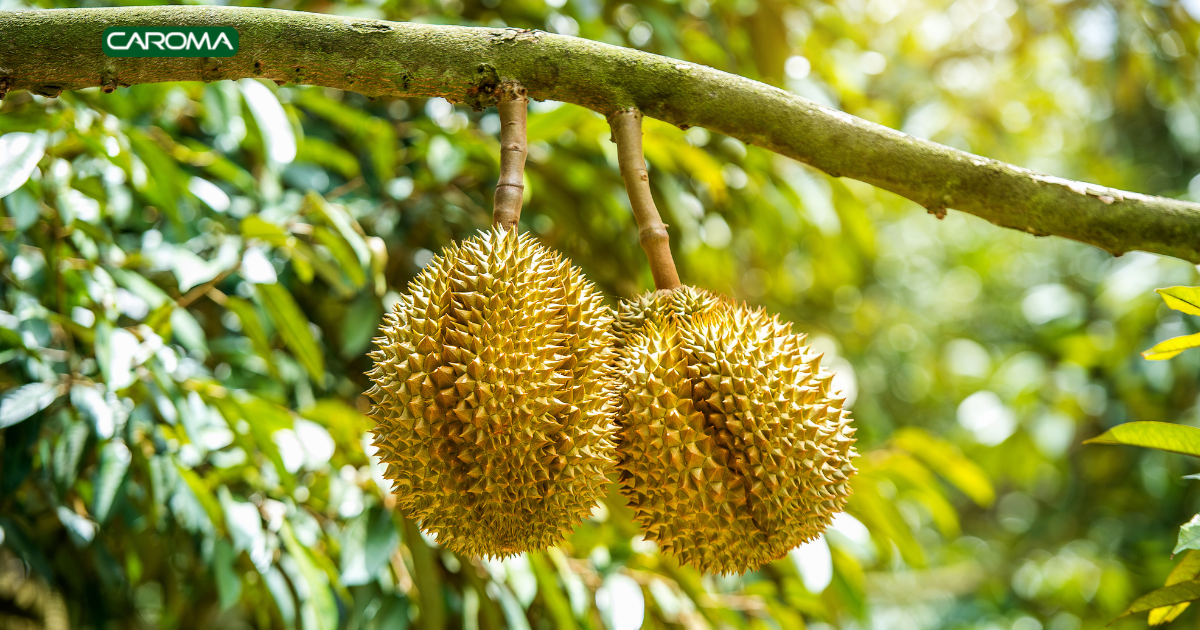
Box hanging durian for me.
[613,285,857,574]
[607,110,858,575]
[365,88,618,558]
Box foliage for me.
[3,0,1200,629]
[1142,287,1200,360]
[1086,286,1200,625]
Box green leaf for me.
[1084,421,1200,458]
[891,427,995,507]
[128,130,185,224]
[170,307,209,357]
[296,137,361,179]
[256,282,324,383]
[1158,287,1200,317]
[107,267,171,309]
[529,552,578,630]
[262,566,297,627]
[312,225,366,289]
[170,242,239,292]
[299,399,371,451]
[180,138,257,193]
[70,384,114,438]
[846,479,926,568]
[291,240,355,297]
[218,486,265,561]
[306,192,370,268]
[240,215,291,247]
[1150,550,1200,624]
[292,90,397,180]
[1149,603,1189,626]
[0,132,46,198]
[177,465,223,532]
[290,247,315,284]
[338,513,370,586]
[280,522,338,630]
[225,296,278,377]
[238,79,297,165]
[4,188,43,230]
[1143,332,1200,361]
[1177,515,1200,555]
[363,508,399,579]
[0,381,62,429]
[213,539,243,611]
[1119,579,1200,619]
[162,458,214,536]
[91,440,132,523]
[1168,550,1200,583]
[53,418,89,490]
[56,506,97,547]
[338,508,397,586]
[401,514,447,628]
[220,396,294,487]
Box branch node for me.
[34,85,62,98]
[609,108,682,292]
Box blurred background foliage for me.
[3,0,1200,628]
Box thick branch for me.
[3,7,1200,262]
[492,83,526,230]
[610,109,681,291]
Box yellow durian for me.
[365,227,618,558]
[614,286,857,574]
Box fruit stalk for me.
[609,109,682,291]
[493,84,528,229]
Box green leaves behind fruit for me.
[1175,516,1200,556]
[1118,551,1200,624]
[256,282,325,384]
[1144,287,1200,360]
[1084,421,1200,458]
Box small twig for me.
[177,264,239,309]
[206,287,229,306]
[493,83,528,230]
[326,176,363,199]
[608,109,682,291]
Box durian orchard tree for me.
[5,3,1200,629]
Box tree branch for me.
[610,109,682,291]
[3,6,1200,262]
[492,83,526,230]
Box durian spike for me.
[609,109,682,291]
[493,83,529,230]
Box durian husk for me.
[614,286,857,574]
[365,227,618,558]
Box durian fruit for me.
[365,227,618,558]
[613,286,857,574]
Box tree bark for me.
[3,6,1200,262]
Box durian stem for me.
[609,109,683,291]
[492,84,528,230]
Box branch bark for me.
[3,6,1200,262]
[610,109,682,291]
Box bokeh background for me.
[3,0,1200,628]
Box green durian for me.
[365,227,618,558]
[614,286,858,574]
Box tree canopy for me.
[3,0,1200,629]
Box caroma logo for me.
[102,27,239,58]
